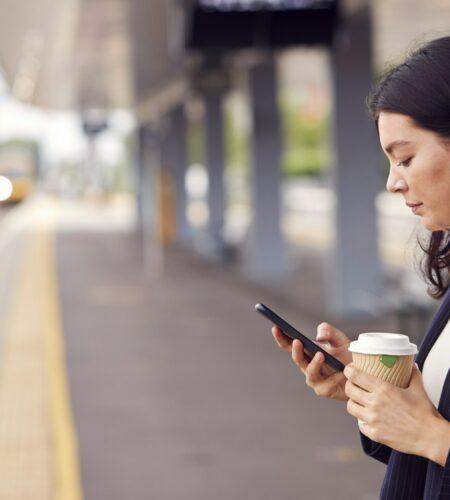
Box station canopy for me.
[187,0,340,49]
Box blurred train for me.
[0,142,37,204]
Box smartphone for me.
[255,303,345,372]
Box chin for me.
[421,218,446,232]
[420,217,437,232]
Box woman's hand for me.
[272,322,352,402]
[344,363,448,462]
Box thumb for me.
[316,322,350,348]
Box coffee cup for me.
[348,332,418,387]
[348,332,418,427]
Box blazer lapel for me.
[416,287,450,369]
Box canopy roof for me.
[0,0,346,111]
[0,0,132,110]
[188,0,339,49]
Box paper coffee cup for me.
[348,332,418,388]
[348,333,418,427]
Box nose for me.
[386,168,408,193]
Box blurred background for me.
[0,0,448,499]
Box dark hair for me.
[367,36,450,299]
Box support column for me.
[170,106,190,243]
[329,4,382,317]
[204,89,226,256]
[135,126,146,232]
[245,56,285,281]
[139,124,164,276]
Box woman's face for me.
[378,111,450,231]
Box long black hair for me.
[367,36,450,299]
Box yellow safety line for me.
[38,223,83,500]
[0,231,53,499]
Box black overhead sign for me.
[187,0,339,49]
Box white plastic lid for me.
[348,332,418,356]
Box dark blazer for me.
[360,287,450,499]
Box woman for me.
[272,36,450,499]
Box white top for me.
[422,318,450,408]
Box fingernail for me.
[315,352,322,362]
[317,325,329,338]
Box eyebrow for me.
[384,140,412,155]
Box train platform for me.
[0,194,434,500]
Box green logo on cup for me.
[380,355,398,368]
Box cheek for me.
[413,155,450,201]
[414,155,450,228]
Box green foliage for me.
[0,138,39,152]
[224,106,248,172]
[0,138,40,164]
[283,146,329,177]
[185,94,330,178]
[0,138,40,177]
[280,97,330,177]
[186,107,249,171]
[111,160,133,192]
[187,122,204,165]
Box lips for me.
[410,203,423,214]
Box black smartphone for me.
[255,303,345,372]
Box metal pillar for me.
[328,4,382,317]
[135,126,146,232]
[139,124,164,275]
[169,106,190,243]
[245,56,285,281]
[204,89,226,255]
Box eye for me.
[396,157,412,167]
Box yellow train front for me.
[0,173,34,205]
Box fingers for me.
[344,379,371,406]
[346,398,366,421]
[344,365,381,393]
[305,351,325,386]
[272,328,311,373]
[272,326,292,352]
[291,339,309,373]
[314,371,347,399]
[316,322,350,348]
[273,326,346,400]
